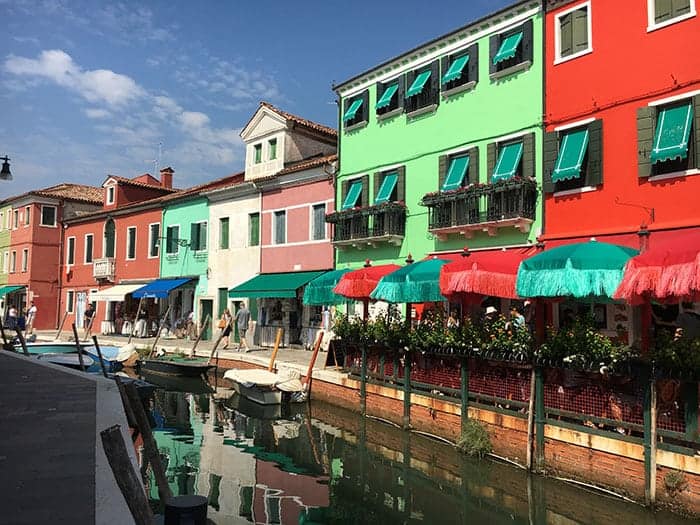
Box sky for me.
[1,0,512,195]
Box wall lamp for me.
[0,156,11,181]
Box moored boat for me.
[36,352,96,370]
[223,368,305,405]
[137,356,215,378]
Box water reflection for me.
[141,377,694,525]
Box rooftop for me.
[258,101,337,138]
[1,183,104,206]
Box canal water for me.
[142,375,694,525]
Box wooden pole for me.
[206,320,227,365]
[122,381,173,503]
[128,296,145,345]
[189,314,210,358]
[148,304,171,358]
[100,424,154,525]
[526,367,536,471]
[82,314,96,342]
[303,331,324,393]
[0,324,12,351]
[91,335,109,379]
[14,328,30,356]
[267,328,283,372]
[71,322,87,372]
[114,377,139,442]
[55,311,68,340]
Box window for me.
[488,133,535,182]
[268,139,277,160]
[248,213,260,247]
[439,149,478,191]
[21,249,28,272]
[342,91,369,130]
[489,19,533,78]
[0,212,3,230]
[13,210,18,229]
[104,218,115,258]
[66,237,75,265]
[24,206,30,226]
[441,44,479,95]
[84,234,93,264]
[219,217,230,249]
[66,291,75,313]
[126,227,136,260]
[166,225,180,255]
[254,144,262,164]
[106,185,115,204]
[341,178,364,210]
[492,142,524,182]
[375,77,403,118]
[638,96,699,178]
[312,204,326,240]
[40,205,57,227]
[555,3,591,62]
[149,223,160,258]
[10,251,16,273]
[544,121,602,193]
[649,0,694,28]
[374,171,399,204]
[405,61,439,115]
[190,221,207,251]
[2,251,8,273]
[273,210,286,244]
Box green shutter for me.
[269,139,277,160]
[552,128,590,182]
[694,95,700,170]
[467,44,479,84]
[438,155,449,190]
[588,119,603,186]
[442,55,469,84]
[487,143,497,183]
[672,0,691,17]
[467,146,479,184]
[522,19,534,64]
[650,102,693,163]
[373,172,381,203]
[493,32,523,65]
[492,142,523,182]
[637,106,655,177]
[543,131,558,193]
[376,83,399,109]
[361,175,370,207]
[572,8,589,53]
[375,172,398,204]
[441,156,470,191]
[489,35,499,75]
[655,0,673,22]
[406,70,431,97]
[396,166,406,203]
[249,214,260,246]
[220,218,229,249]
[559,13,573,57]
[522,132,535,179]
[341,180,363,209]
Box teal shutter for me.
[694,95,700,170]
[375,172,398,204]
[543,131,558,194]
[637,106,655,178]
[572,8,589,53]
[438,155,449,190]
[588,119,603,186]
[487,143,497,183]
[522,133,535,179]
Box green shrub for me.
[456,420,492,459]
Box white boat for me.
[36,353,96,370]
[223,368,305,405]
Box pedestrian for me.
[219,308,233,349]
[508,305,525,330]
[234,303,251,352]
[26,302,38,335]
[5,304,18,329]
[447,309,460,328]
[83,302,95,338]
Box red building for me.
[58,168,177,335]
[1,184,103,329]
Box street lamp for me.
[0,156,11,181]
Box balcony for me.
[421,178,537,240]
[93,258,115,281]
[326,202,406,249]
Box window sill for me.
[553,48,593,65]
[647,11,696,33]
[376,107,403,121]
[441,81,477,99]
[344,121,368,133]
[552,185,598,197]
[40,223,58,228]
[489,60,532,81]
[648,168,700,182]
[407,103,438,119]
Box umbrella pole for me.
[128,296,145,345]
[363,298,369,321]
[405,302,412,329]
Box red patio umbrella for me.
[333,263,401,299]
[614,229,700,304]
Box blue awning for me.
[132,278,194,299]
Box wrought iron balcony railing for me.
[326,202,406,248]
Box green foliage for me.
[456,420,492,459]
[480,314,533,361]
[652,331,700,376]
[663,470,688,497]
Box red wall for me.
[544,1,700,238]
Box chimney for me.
[160,167,174,189]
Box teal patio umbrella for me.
[370,257,451,303]
[302,269,351,305]
[516,239,639,299]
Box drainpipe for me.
[539,0,547,240]
[56,199,66,330]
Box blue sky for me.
[1,0,511,194]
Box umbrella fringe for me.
[446,270,518,299]
[333,280,376,299]
[517,267,624,298]
[371,281,446,303]
[302,286,346,306]
[615,259,700,302]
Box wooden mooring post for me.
[91,335,109,378]
[71,323,87,372]
[644,373,658,507]
[460,356,469,433]
[189,314,210,358]
[360,344,367,416]
[403,352,411,430]
[55,311,68,340]
[14,328,30,356]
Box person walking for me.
[220,308,233,349]
[83,303,95,338]
[26,302,38,335]
[234,303,251,352]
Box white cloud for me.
[4,49,144,106]
[84,108,110,119]
[180,111,210,129]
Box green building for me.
[328,1,544,286]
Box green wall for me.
[336,11,543,269]
[0,204,11,286]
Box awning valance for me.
[375,84,399,110]
[0,285,25,296]
[493,31,523,64]
[442,55,469,84]
[650,102,693,164]
[552,128,589,182]
[342,98,363,122]
[341,180,363,210]
[229,271,327,299]
[374,172,398,204]
[492,142,523,182]
[92,283,146,302]
[132,278,194,299]
[441,155,470,191]
[406,70,431,97]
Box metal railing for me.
[328,205,406,244]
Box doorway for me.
[200,299,213,340]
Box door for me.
[76,292,87,329]
[217,288,228,318]
[200,299,213,340]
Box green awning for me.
[492,142,523,182]
[552,128,590,182]
[342,98,363,122]
[303,269,351,305]
[493,31,523,65]
[406,70,431,97]
[341,179,363,210]
[374,172,398,204]
[375,84,399,110]
[441,155,470,191]
[650,102,694,164]
[442,55,470,84]
[0,285,25,296]
[229,271,327,299]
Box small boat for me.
[223,368,305,405]
[137,356,215,378]
[13,342,124,373]
[14,341,86,355]
[36,352,95,370]
[139,370,214,394]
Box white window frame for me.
[218,217,230,250]
[253,143,263,165]
[24,206,31,226]
[2,251,7,273]
[13,209,18,230]
[165,224,180,256]
[10,250,16,273]
[66,236,76,266]
[21,249,28,272]
[309,202,327,241]
[268,138,278,161]
[84,234,94,264]
[66,290,75,313]
[40,205,57,227]
[148,223,160,259]
[126,226,137,260]
[554,1,592,65]
[272,209,287,245]
[106,185,116,204]
[647,0,696,32]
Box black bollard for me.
[164,495,208,525]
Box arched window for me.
[104,218,115,258]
